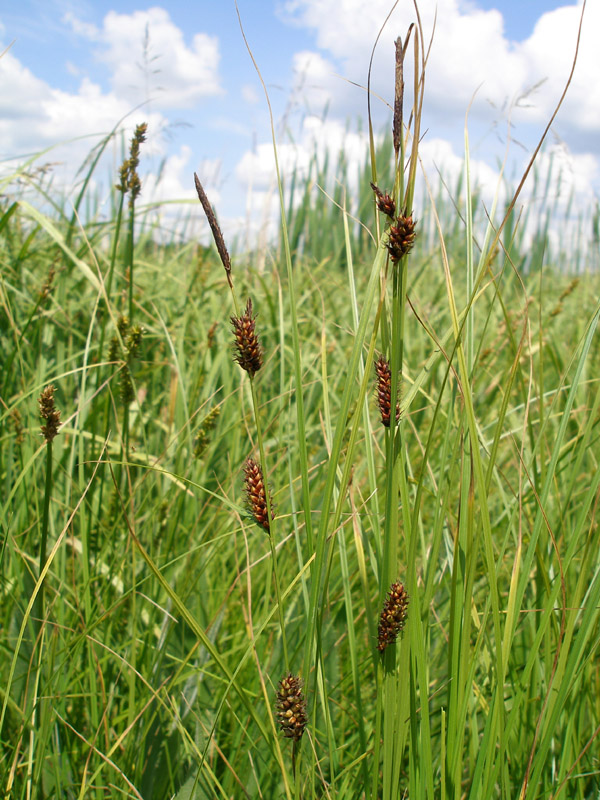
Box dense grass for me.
[2,28,600,799]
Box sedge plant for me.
[1,2,599,798]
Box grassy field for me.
[2,25,600,800]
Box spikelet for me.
[377,581,409,652]
[386,213,417,262]
[375,355,400,427]
[370,183,396,219]
[193,406,221,459]
[126,325,143,358]
[276,674,307,742]
[39,385,61,444]
[116,123,148,207]
[194,173,233,288]
[231,299,263,377]
[243,457,273,532]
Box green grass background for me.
[1,110,600,800]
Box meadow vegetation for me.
[1,13,600,800]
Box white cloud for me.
[141,146,229,242]
[64,7,222,110]
[236,141,308,189]
[419,137,502,202]
[0,49,161,159]
[235,116,370,192]
[242,84,260,105]
[233,115,373,245]
[282,0,598,139]
[521,143,598,209]
[514,2,600,135]
[292,50,337,111]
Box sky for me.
[1,0,598,247]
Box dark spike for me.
[377,581,409,652]
[243,457,273,532]
[276,674,307,742]
[231,299,263,377]
[194,172,233,288]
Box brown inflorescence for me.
[377,581,409,652]
[370,182,396,219]
[194,173,233,288]
[116,123,148,207]
[39,385,61,443]
[375,355,400,427]
[243,457,273,532]
[386,213,417,262]
[231,299,263,377]
[276,674,307,742]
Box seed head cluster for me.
[377,581,409,652]
[276,674,307,742]
[370,182,396,219]
[386,213,417,262]
[243,457,273,532]
[231,299,263,378]
[39,385,61,444]
[375,355,400,427]
[116,123,148,207]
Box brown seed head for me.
[39,385,61,444]
[116,162,129,193]
[194,173,233,288]
[386,213,417,262]
[115,122,147,205]
[375,355,400,427]
[231,299,263,377]
[243,457,273,532]
[370,183,396,219]
[377,581,409,652]
[276,674,307,742]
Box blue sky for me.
[1,0,597,245]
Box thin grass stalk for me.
[0,453,102,747]
[313,307,386,788]
[36,439,52,632]
[281,280,310,617]
[96,189,125,372]
[249,381,290,673]
[2,286,56,390]
[65,121,128,248]
[424,163,507,788]
[235,5,314,563]
[445,119,477,795]
[381,22,429,800]
[234,9,380,783]
[343,194,382,567]
[114,477,294,798]
[316,299,387,794]
[75,311,105,800]
[300,239,386,766]
[341,197,379,790]
[381,298,402,800]
[194,163,294,788]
